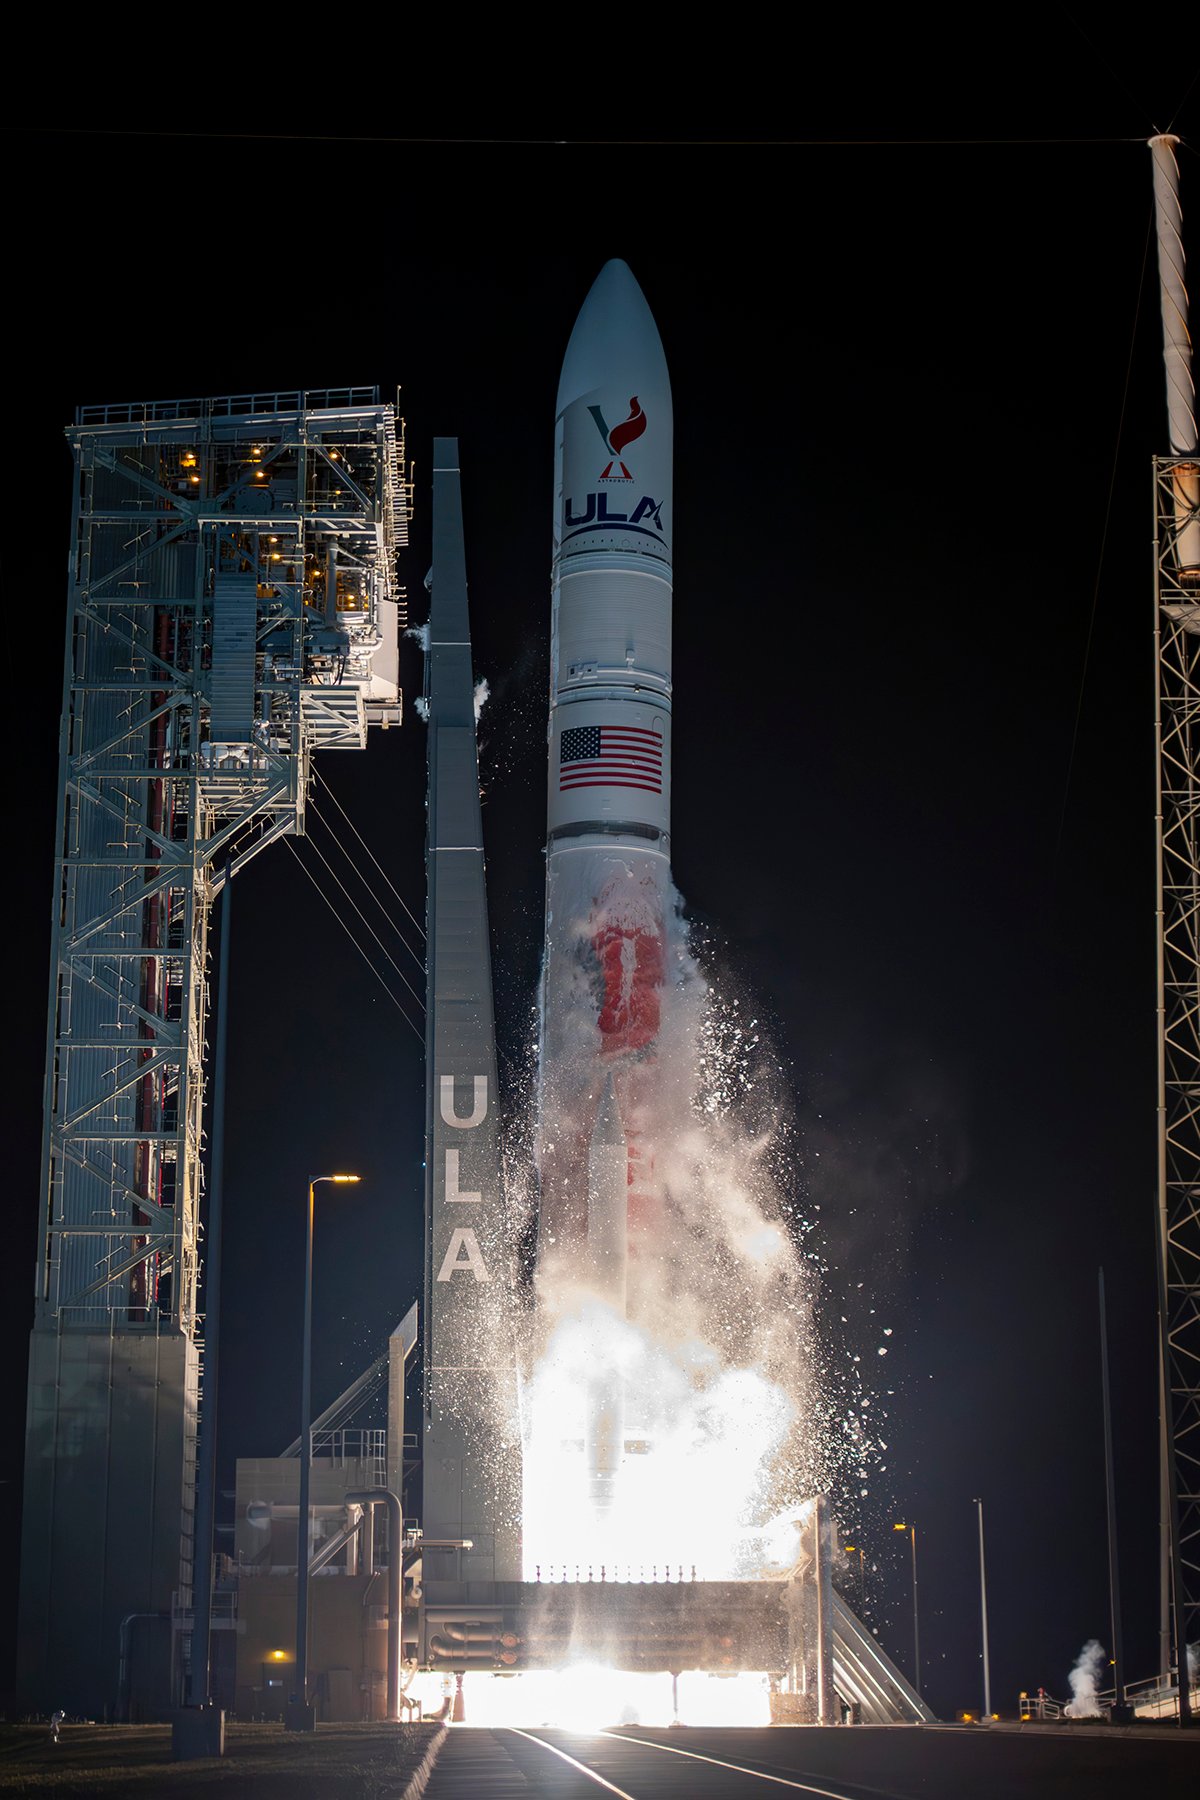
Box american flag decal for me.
[559,724,663,794]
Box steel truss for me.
[20,388,410,1715]
[1155,451,1200,1679]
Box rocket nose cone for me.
[557,259,671,416]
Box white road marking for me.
[509,1728,641,1798]
[598,1730,870,1797]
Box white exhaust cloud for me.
[1063,1638,1107,1718]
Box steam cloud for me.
[1063,1638,1107,1718]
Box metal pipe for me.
[1149,135,1200,582]
[246,1501,358,1524]
[188,870,231,1707]
[344,1488,402,1720]
[1149,135,1197,457]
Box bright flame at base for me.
[405,1667,772,1730]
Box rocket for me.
[536,259,673,1321]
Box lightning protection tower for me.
[1151,134,1200,1717]
[19,388,411,1717]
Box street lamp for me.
[844,1543,866,1614]
[288,1173,361,1733]
[973,1497,992,1719]
[893,1522,920,1697]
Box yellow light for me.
[329,450,339,460]
[270,1649,287,1661]
[271,553,281,561]
[330,1174,361,1185]
[190,476,200,484]
[962,1712,973,1722]
[893,1523,907,1532]
[844,1545,856,1553]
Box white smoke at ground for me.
[413,695,430,722]
[1188,1641,1199,1683]
[521,873,861,1580]
[474,677,491,723]
[404,623,431,651]
[1063,1638,1107,1718]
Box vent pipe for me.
[1150,134,1200,578]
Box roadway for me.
[421,1722,1198,1798]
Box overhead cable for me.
[283,839,424,1045]
[312,765,427,946]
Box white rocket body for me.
[537,260,673,1301]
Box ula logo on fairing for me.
[565,394,664,538]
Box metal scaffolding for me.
[20,388,411,1716]
[1155,451,1200,1689]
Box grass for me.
[0,1720,443,1797]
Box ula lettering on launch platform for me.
[436,1227,490,1283]
[437,1073,491,1280]
[440,1074,488,1128]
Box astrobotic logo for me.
[589,395,647,481]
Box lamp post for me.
[288,1173,360,1732]
[893,1522,920,1696]
[973,1498,991,1718]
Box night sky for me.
[3,61,1199,1723]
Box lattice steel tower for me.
[1151,135,1200,1709]
[19,388,410,1714]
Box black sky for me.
[3,53,1199,1721]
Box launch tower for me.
[20,388,410,1715]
